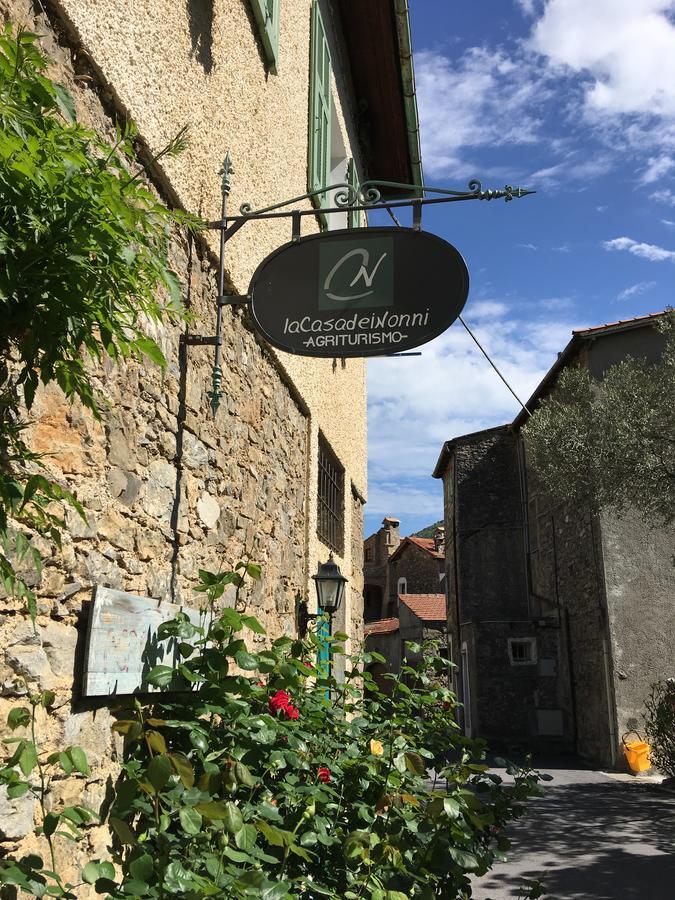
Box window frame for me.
[308,0,332,222]
[249,0,280,75]
[507,637,537,666]
[317,433,344,555]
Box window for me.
[317,434,344,553]
[397,577,407,595]
[249,0,280,74]
[308,0,331,218]
[508,638,537,666]
[347,157,360,229]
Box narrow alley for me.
[474,762,675,900]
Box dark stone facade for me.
[435,317,675,767]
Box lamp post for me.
[297,554,348,680]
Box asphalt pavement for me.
[472,759,675,900]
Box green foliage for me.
[0,25,198,613]
[523,311,675,526]
[412,521,443,540]
[644,679,675,779]
[0,688,97,898]
[0,564,544,899]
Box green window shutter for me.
[308,0,332,215]
[347,157,360,229]
[250,0,280,74]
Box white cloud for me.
[604,236,675,262]
[528,1,675,118]
[552,244,571,252]
[541,296,575,309]
[662,218,675,225]
[518,242,539,250]
[651,189,675,205]
[416,47,552,177]
[367,309,580,496]
[467,300,510,319]
[639,155,675,184]
[617,280,657,300]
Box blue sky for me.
[364,0,675,539]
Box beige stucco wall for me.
[50,0,367,614]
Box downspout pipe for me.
[393,0,424,196]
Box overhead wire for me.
[381,206,531,415]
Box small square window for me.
[508,638,537,666]
[317,434,344,554]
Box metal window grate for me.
[317,435,344,554]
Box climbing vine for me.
[0,25,198,614]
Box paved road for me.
[472,761,675,900]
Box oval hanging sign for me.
[248,227,469,357]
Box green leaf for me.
[168,751,195,788]
[179,807,202,835]
[235,650,259,671]
[128,853,153,882]
[146,730,166,754]
[448,847,479,870]
[42,812,59,838]
[68,746,91,776]
[163,860,194,893]
[7,707,30,730]
[223,801,244,834]
[53,83,76,123]
[242,614,266,634]
[404,751,426,776]
[145,754,172,792]
[233,761,256,787]
[81,862,101,885]
[7,782,29,799]
[146,665,174,687]
[235,823,257,851]
[109,815,136,845]
[18,741,37,776]
[134,336,166,367]
[194,800,230,820]
[40,690,56,709]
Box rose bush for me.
[1,565,545,898]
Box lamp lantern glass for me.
[312,553,347,614]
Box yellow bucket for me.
[622,731,651,773]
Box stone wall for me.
[388,543,443,610]
[0,0,323,884]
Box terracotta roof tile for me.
[572,311,665,336]
[364,617,400,635]
[391,536,444,561]
[399,594,446,621]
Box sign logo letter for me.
[323,248,388,302]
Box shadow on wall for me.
[187,0,214,74]
[475,778,675,899]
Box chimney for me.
[381,517,400,555]
[434,525,445,555]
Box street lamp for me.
[297,553,348,641]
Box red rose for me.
[268,690,291,716]
[268,690,299,720]
[317,766,331,783]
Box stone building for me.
[0,0,422,880]
[363,519,446,689]
[433,313,675,767]
[363,516,401,622]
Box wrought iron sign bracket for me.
[182,152,535,415]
